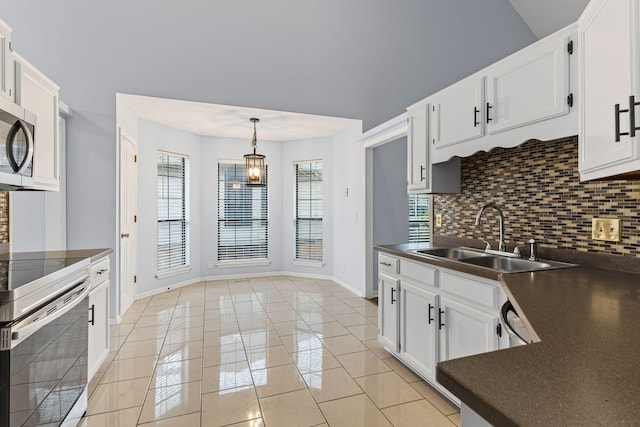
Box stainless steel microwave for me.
[0,96,35,189]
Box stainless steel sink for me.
[459,255,575,273]
[411,247,575,273]
[413,248,489,259]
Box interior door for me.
[119,129,137,316]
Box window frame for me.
[216,160,270,267]
[156,151,191,278]
[293,159,324,266]
[408,193,432,243]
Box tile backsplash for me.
[433,136,640,257]
[0,191,7,244]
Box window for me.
[295,160,323,262]
[409,194,430,242]
[157,152,190,273]
[218,162,268,261]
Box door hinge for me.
[497,323,502,337]
[567,40,573,55]
[134,275,137,284]
[398,343,401,351]
[134,154,137,162]
[567,93,574,108]
[134,215,137,223]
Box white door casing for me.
[119,129,137,316]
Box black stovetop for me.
[0,257,88,291]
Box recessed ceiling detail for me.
[119,93,360,141]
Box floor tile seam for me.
[408,381,460,418]
[86,394,145,418]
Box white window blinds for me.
[295,160,323,261]
[409,194,430,243]
[218,162,268,261]
[157,152,190,272]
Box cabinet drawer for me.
[440,271,497,309]
[378,253,399,274]
[400,259,436,287]
[90,257,110,288]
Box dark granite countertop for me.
[0,248,112,263]
[376,242,640,426]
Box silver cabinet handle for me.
[96,269,107,275]
[121,232,130,238]
[380,261,392,267]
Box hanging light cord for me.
[251,120,258,152]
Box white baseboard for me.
[135,277,204,300]
[116,272,368,322]
[331,276,364,297]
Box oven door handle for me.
[1,277,90,351]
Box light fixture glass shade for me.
[245,117,266,187]
[244,150,266,186]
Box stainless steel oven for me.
[0,257,90,426]
[0,96,35,189]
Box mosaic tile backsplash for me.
[433,136,640,257]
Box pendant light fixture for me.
[244,117,266,187]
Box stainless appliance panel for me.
[0,280,89,426]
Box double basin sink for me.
[412,247,575,273]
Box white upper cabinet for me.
[14,51,60,191]
[0,19,13,102]
[578,0,640,180]
[486,33,570,135]
[407,103,429,193]
[431,77,485,149]
[406,102,461,194]
[428,24,577,164]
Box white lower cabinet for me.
[377,253,506,401]
[379,273,399,352]
[88,257,110,380]
[399,280,438,381]
[438,296,499,362]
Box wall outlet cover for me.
[592,218,621,242]
[436,213,442,227]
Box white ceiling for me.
[120,94,360,142]
[508,0,590,39]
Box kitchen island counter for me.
[376,243,640,426]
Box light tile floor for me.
[80,276,461,427]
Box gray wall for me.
[373,138,409,289]
[0,1,535,303]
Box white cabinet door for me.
[379,273,400,353]
[88,279,110,379]
[438,296,499,362]
[0,19,13,101]
[579,0,640,179]
[486,33,571,135]
[431,77,484,149]
[399,280,438,381]
[14,52,60,191]
[407,103,429,193]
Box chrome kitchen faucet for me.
[475,202,507,252]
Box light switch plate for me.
[436,213,442,227]
[592,218,621,242]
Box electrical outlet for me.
[592,218,621,242]
[436,213,442,227]
[207,260,214,269]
